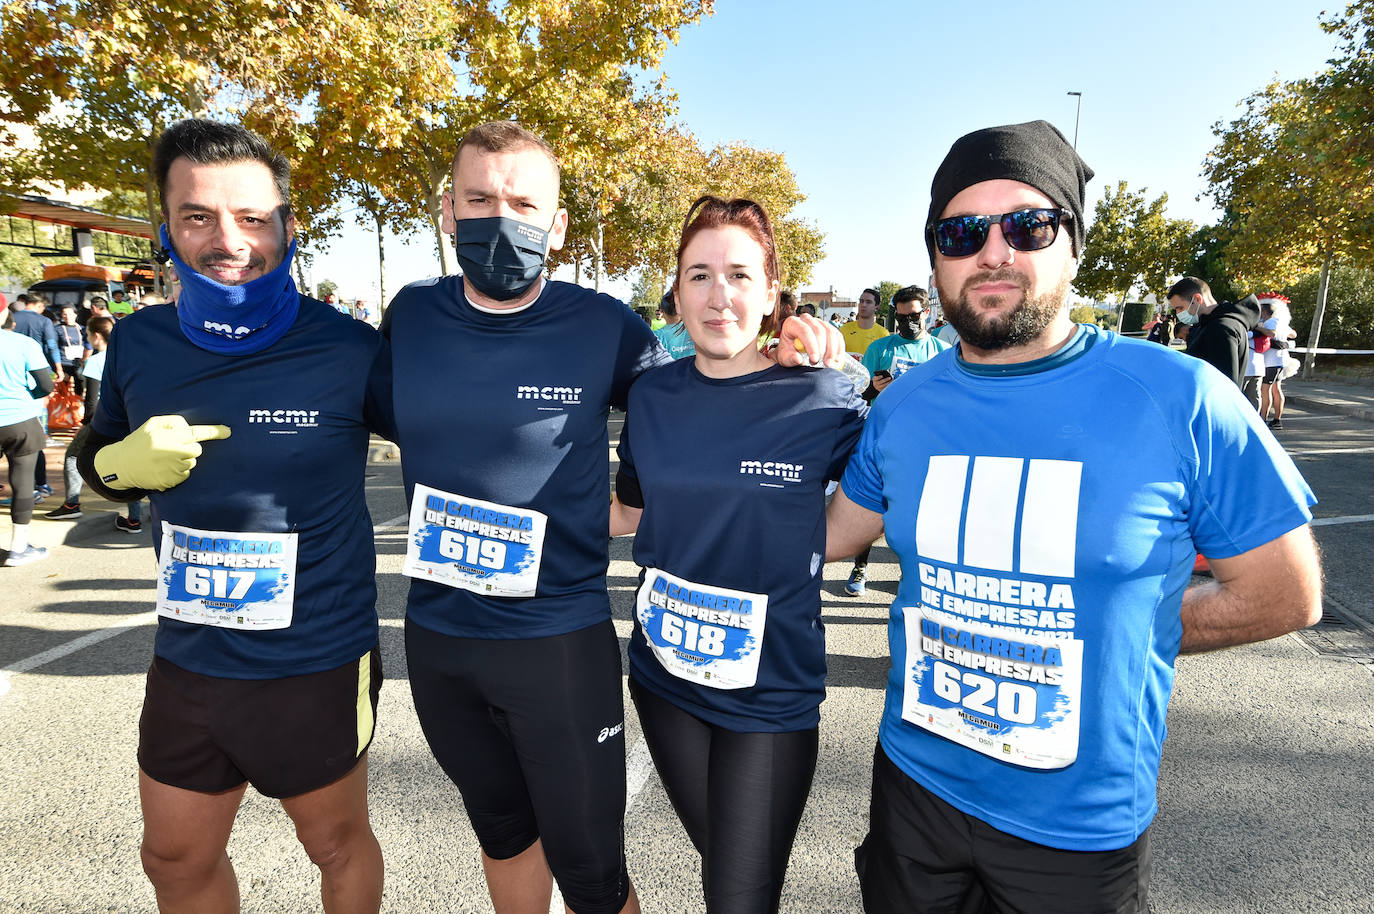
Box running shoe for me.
[115,515,143,534]
[845,567,867,597]
[1270,420,1284,430]
[35,484,53,498]
[4,545,48,567]
[0,489,47,506]
[44,502,83,519]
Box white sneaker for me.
[4,545,48,567]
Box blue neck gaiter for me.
[164,224,301,356]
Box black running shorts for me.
[406,617,631,914]
[138,646,382,799]
[856,743,1151,914]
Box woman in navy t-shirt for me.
[611,196,866,913]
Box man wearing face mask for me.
[375,121,843,914]
[78,118,390,914]
[860,286,950,401]
[838,286,952,597]
[1167,276,1261,389]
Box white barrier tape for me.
[1289,347,1374,355]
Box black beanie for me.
[925,120,1093,265]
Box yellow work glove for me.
[94,415,231,491]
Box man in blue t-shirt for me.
[826,120,1322,914]
[77,119,387,913]
[860,285,950,396]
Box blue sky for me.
[309,0,1344,305]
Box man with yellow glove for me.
[92,415,230,491]
[77,119,391,914]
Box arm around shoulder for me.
[825,486,884,563]
[609,494,642,538]
[1180,524,1322,654]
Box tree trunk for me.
[427,164,454,276]
[574,255,582,286]
[143,174,164,296]
[375,210,387,308]
[1302,248,1333,379]
[594,219,605,292]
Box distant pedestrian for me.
[0,294,54,566]
[1168,277,1259,388]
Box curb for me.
[1284,393,1374,424]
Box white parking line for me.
[3,516,412,702]
[549,737,654,913]
[1287,446,1374,456]
[0,610,156,699]
[1312,514,1374,527]
[374,512,408,533]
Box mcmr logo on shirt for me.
[516,385,583,405]
[739,459,803,483]
[248,408,321,428]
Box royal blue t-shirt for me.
[92,298,386,678]
[840,324,1315,851]
[619,360,867,731]
[382,277,669,638]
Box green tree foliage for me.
[1074,181,1194,303]
[628,269,667,312]
[1283,264,1374,349]
[315,278,338,300]
[1185,213,1243,303]
[564,130,824,292]
[1204,3,1374,370]
[873,280,903,327]
[1068,304,1110,328]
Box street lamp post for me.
[1067,91,1083,150]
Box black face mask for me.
[452,216,551,301]
[895,312,924,339]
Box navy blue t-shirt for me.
[92,297,385,679]
[382,277,669,638]
[618,361,867,731]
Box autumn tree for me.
[1075,181,1194,304]
[0,0,455,279]
[695,143,824,290]
[1205,3,1374,374]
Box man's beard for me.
[938,267,1070,351]
[195,249,274,287]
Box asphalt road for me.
[1,402,1371,913]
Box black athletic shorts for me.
[856,744,1152,914]
[138,646,382,799]
[406,617,630,914]
[1263,365,1282,384]
[0,417,43,460]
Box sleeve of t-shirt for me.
[611,302,671,410]
[363,333,397,443]
[839,399,888,513]
[90,323,132,440]
[19,334,46,374]
[40,319,62,369]
[614,405,644,509]
[1183,374,1315,558]
[827,378,870,482]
